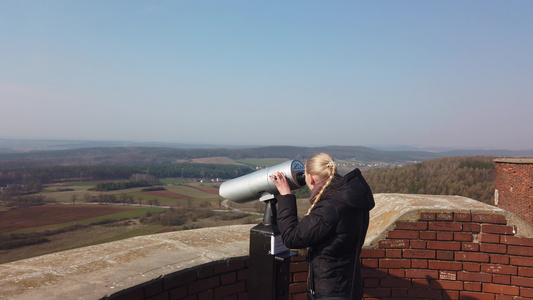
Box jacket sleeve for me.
[276,194,336,249]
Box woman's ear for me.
[308,174,318,185]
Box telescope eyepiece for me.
[296,172,306,186]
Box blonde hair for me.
[305,153,337,215]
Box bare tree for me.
[120,194,129,205]
[83,193,91,203]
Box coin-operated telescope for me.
[219,159,306,222]
[219,160,306,300]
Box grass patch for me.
[70,182,98,187]
[159,178,185,185]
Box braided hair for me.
[305,153,337,216]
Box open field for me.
[0,180,272,264]
[37,181,223,206]
[0,204,138,233]
[25,180,224,208]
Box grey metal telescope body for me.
[219,160,306,203]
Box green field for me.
[159,178,186,185]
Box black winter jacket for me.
[276,168,375,299]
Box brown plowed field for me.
[141,187,219,200]
[193,185,219,195]
[0,205,137,233]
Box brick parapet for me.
[358,210,533,300]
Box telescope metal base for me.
[248,223,292,300]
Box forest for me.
[362,156,495,205]
[0,163,253,186]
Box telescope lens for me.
[296,172,306,186]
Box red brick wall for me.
[494,160,533,227]
[103,257,249,300]
[355,211,533,300]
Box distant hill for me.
[0,140,531,171]
[0,145,441,170]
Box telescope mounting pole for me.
[248,193,291,300]
[259,193,277,226]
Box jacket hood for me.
[323,168,375,211]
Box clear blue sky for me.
[1,1,532,150]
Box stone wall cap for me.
[0,224,254,300]
[494,157,533,164]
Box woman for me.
[270,153,375,300]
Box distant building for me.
[494,158,533,226]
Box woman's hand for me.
[269,172,291,195]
